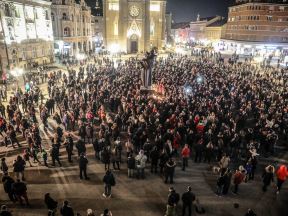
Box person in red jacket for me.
[181,144,190,171]
[276,165,288,194]
[232,166,246,194]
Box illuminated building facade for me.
[103,0,166,53]
[0,0,54,72]
[222,0,288,59]
[51,0,93,57]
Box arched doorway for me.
[130,34,138,53]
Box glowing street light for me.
[196,76,203,83]
[76,53,86,61]
[109,43,120,54]
[10,67,24,77]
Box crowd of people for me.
[0,51,288,216]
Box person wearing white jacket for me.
[135,150,147,179]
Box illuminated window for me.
[150,4,160,12]
[64,27,70,36]
[109,3,119,11]
[114,20,118,35]
[150,18,155,36]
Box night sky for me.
[167,0,235,22]
[86,0,235,22]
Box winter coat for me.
[233,171,245,185]
[127,156,136,169]
[276,165,288,181]
[103,172,115,186]
[2,176,15,193]
[13,159,26,172]
[135,153,147,169]
[79,156,88,169]
[181,147,190,158]
[262,166,274,185]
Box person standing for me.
[102,146,111,170]
[276,165,288,194]
[12,179,30,206]
[165,158,176,184]
[79,153,89,180]
[181,186,195,216]
[44,193,58,216]
[135,150,147,179]
[262,165,275,192]
[127,153,135,178]
[1,173,16,202]
[76,138,86,157]
[50,144,62,167]
[64,134,74,163]
[60,200,74,216]
[102,169,115,198]
[165,187,180,216]
[0,158,8,174]
[232,166,246,194]
[181,144,190,171]
[150,146,159,173]
[13,155,26,181]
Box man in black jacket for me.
[76,139,86,157]
[182,186,196,216]
[12,179,29,206]
[64,134,74,163]
[79,153,89,180]
[51,144,62,167]
[60,200,74,216]
[1,173,15,202]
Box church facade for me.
[103,0,166,53]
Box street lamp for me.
[0,1,15,71]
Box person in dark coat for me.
[1,173,16,202]
[78,124,86,143]
[103,169,115,198]
[13,155,26,181]
[150,146,159,173]
[181,186,196,216]
[12,179,29,206]
[44,193,58,216]
[262,165,275,192]
[51,144,62,167]
[222,169,233,195]
[166,187,180,216]
[102,146,111,170]
[127,153,136,178]
[79,153,89,180]
[76,139,86,157]
[165,158,176,184]
[64,134,74,163]
[60,200,74,216]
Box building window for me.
[71,15,74,21]
[150,4,160,12]
[114,21,118,35]
[267,16,272,21]
[14,8,21,18]
[4,4,13,17]
[51,13,55,21]
[64,27,70,36]
[109,3,119,11]
[45,10,49,20]
[32,47,37,58]
[62,13,67,20]
[83,16,85,23]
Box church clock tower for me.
[103,0,166,53]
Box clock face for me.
[129,5,140,17]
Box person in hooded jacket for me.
[1,173,16,202]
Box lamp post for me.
[0,1,15,72]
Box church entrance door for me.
[130,34,138,53]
